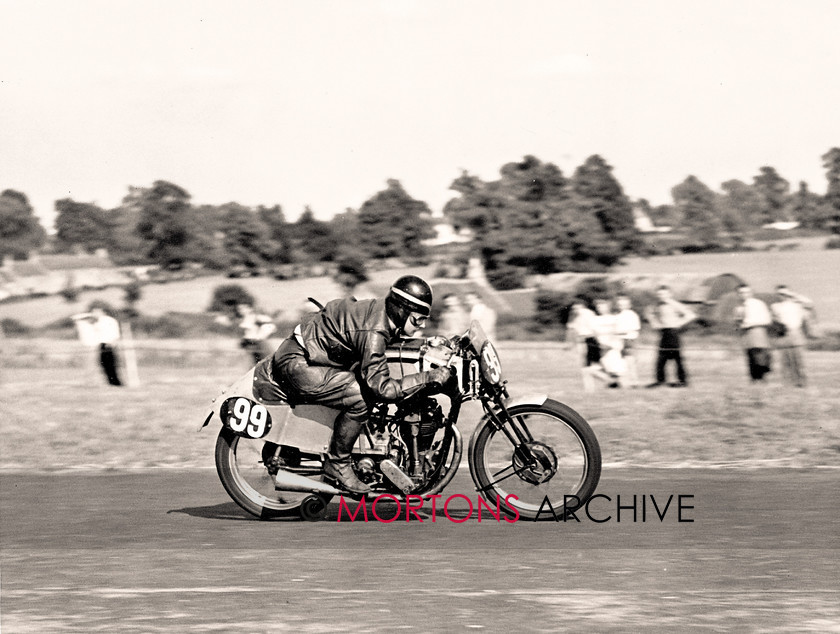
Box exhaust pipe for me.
[274,468,342,495]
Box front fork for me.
[481,388,536,464]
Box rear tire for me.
[215,427,326,519]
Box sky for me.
[2,0,839,229]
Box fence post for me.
[121,321,141,387]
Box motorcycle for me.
[199,320,601,521]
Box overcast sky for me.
[2,0,839,228]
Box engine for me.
[399,396,446,453]
[355,396,447,491]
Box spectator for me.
[465,291,498,341]
[645,285,696,388]
[237,303,277,365]
[734,284,773,382]
[614,293,641,388]
[770,285,813,387]
[439,293,470,337]
[590,297,625,388]
[71,306,123,386]
[567,298,600,392]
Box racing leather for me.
[291,297,440,402]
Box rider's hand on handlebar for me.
[429,365,456,390]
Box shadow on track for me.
[167,502,264,521]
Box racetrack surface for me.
[2,468,838,632]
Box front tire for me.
[215,427,325,519]
[468,399,601,521]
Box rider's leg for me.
[275,353,373,494]
[322,379,372,494]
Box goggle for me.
[408,313,428,328]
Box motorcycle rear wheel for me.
[215,427,330,519]
[468,399,601,521]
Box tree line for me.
[2,148,839,290]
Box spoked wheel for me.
[469,399,601,520]
[215,427,331,520]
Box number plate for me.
[221,397,272,439]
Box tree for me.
[217,203,274,271]
[257,204,293,263]
[133,181,193,267]
[444,155,635,288]
[671,176,723,248]
[752,166,790,224]
[54,199,111,253]
[571,155,639,251]
[208,283,256,313]
[718,179,763,237]
[290,206,339,262]
[822,147,840,233]
[105,203,149,265]
[333,251,369,295]
[357,179,434,259]
[0,190,46,259]
[790,181,831,230]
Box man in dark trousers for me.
[72,307,123,386]
[645,285,696,388]
[264,275,453,494]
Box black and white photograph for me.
[2,1,839,631]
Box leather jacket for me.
[286,297,435,402]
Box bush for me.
[532,291,573,331]
[825,237,840,249]
[485,266,527,291]
[208,283,256,313]
[1,317,31,336]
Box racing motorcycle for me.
[199,320,601,521]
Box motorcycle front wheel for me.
[468,399,601,521]
[215,427,329,520]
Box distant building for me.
[632,203,672,233]
[422,222,474,247]
[761,221,800,231]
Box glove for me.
[428,365,456,391]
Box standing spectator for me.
[614,293,641,388]
[591,297,625,388]
[237,303,277,365]
[465,291,498,341]
[645,285,696,388]
[567,298,600,392]
[770,285,812,387]
[439,293,470,337]
[71,306,123,386]
[734,284,773,382]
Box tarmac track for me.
[1,468,838,632]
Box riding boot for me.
[324,414,371,494]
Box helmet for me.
[386,275,433,329]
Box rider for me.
[266,275,453,495]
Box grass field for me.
[2,341,838,472]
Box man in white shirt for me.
[614,294,641,387]
[566,299,600,392]
[237,303,277,365]
[465,292,497,341]
[734,284,773,382]
[770,285,812,387]
[72,306,123,386]
[644,285,696,387]
[591,298,625,388]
